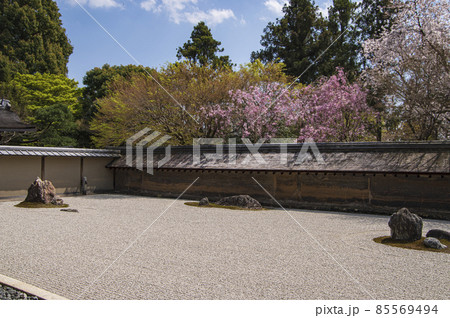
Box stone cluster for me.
[388,208,448,250]
[199,195,263,209]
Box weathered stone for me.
[216,195,262,209]
[426,229,450,241]
[61,208,79,213]
[423,237,447,249]
[51,197,64,206]
[25,177,64,205]
[388,207,422,242]
[199,197,209,206]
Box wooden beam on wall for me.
[41,156,45,180]
[80,157,84,194]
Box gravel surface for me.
[0,284,39,300]
[0,194,449,300]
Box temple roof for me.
[0,109,36,132]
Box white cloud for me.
[264,1,334,19]
[140,0,158,11]
[69,0,122,9]
[318,1,332,18]
[185,9,235,26]
[163,0,198,23]
[139,0,235,25]
[264,0,288,15]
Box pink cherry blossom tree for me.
[204,68,372,142]
[298,68,371,142]
[202,82,305,142]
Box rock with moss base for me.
[423,237,447,249]
[25,177,64,205]
[388,208,422,242]
[216,195,262,209]
[426,229,450,241]
[199,197,209,206]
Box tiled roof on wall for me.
[0,146,121,158]
[108,142,450,174]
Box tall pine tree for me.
[0,0,73,81]
[251,0,320,83]
[177,21,232,68]
[316,0,360,81]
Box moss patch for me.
[184,202,265,211]
[374,236,450,254]
[15,202,69,209]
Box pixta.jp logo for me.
[126,129,325,175]
[126,128,171,175]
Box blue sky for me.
[56,0,332,86]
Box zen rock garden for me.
[195,197,449,253]
[14,179,450,254]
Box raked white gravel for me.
[0,194,448,300]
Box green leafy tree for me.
[0,0,73,79]
[32,103,78,147]
[7,73,81,146]
[0,52,22,84]
[79,64,155,147]
[177,21,232,68]
[81,64,154,121]
[251,0,321,83]
[90,61,288,147]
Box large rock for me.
[25,177,64,205]
[388,208,422,242]
[216,195,262,209]
[199,197,210,206]
[426,229,450,241]
[423,237,447,250]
